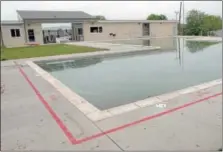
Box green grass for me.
[1,44,103,61]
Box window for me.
[90,27,98,33]
[99,27,103,33]
[28,29,34,35]
[10,29,15,37]
[90,26,103,33]
[16,29,20,37]
[28,29,35,42]
[10,29,20,37]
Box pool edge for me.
[26,57,222,122]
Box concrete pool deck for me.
[1,59,222,151]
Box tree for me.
[95,15,106,20]
[184,9,222,36]
[185,10,206,36]
[160,14,168,20]
[147,14,168,20]
[186,41,219,53]
[202,15,222,32]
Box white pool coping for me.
[26,42,222,122]
[185,36,222,42]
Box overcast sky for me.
[1,1,222,27]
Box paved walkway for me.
[67,41,160,51]
[1,60,222,151]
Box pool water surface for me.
[37,38,222,110]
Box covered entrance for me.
[42,23,73,44]
[42,23,84,44]
[17,10,97,44]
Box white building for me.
[1,10,178,48]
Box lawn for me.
[1,44,104,60]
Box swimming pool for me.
[36,38,222,110]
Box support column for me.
[0,27,5,48]
[23,20,28,43]
[71,23,75,41]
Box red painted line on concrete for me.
[74,92,222,144]
[16,64,77,144]
[17,63,222,145]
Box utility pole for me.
[182,1,185,36]
[178,1,182,35]
[174,11,179,36]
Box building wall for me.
[1,24,26,48]
[1,23,44,48]
[83,22,143,41]
[24,22,43,44]
[83,21,177,41]
[150,22,177,37]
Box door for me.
[28,29,35,42]
[72,23,84,41]
[73,28,83,41]
[143,23,150,36]
[77,28,83,41]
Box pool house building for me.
[1,10,178,48]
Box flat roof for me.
[1,20,24,25]
[97,20,178,23]
[17,10,96,20]
[1,19,177,26]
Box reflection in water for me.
[38,57,103,72]
[38,38,220,73]
[111,38,177,51]
[186,41,219,53]
[38,49,175,72]
[142,40,151,46]
[38,40,180,72]
[175,39,220,70]
[176,38,182,66]
[149,38,177,50]
[174,38,183,68]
